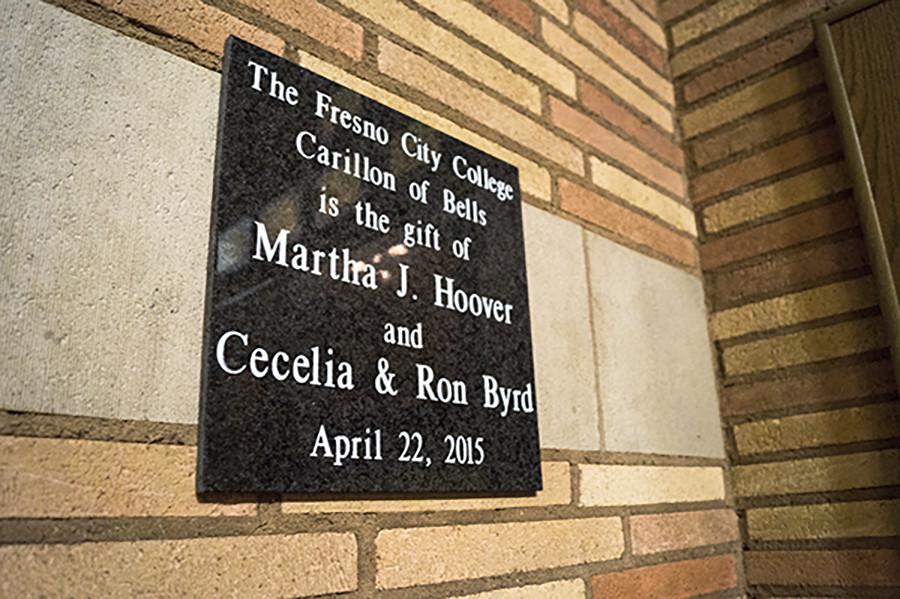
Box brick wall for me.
[661,0,900,595]
[1,0,743,598]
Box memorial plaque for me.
[197,37,541,494]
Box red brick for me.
[721,360,896,418]
[745,550,900,587]
[671,0,829,76]
[570,0,666,74]
[579,79,684,169]
[692,127,844,203]
[477,0,535,32]
[631,509,740,555]
[659,0,705,23]
[551,98,684,198]
[690,91,835,168]
[592,555,738,599]
[699,198,859,270]
[684,26,816,104]
[232,0,364,59]
[707,236,869,308]
[558,179,698,268]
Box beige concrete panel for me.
[523,206,600,450]
[579,464,726,506]
[585,232,724,457]
[0,0,217,422]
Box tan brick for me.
[0,533,357,597]
[700,199,859,271]
[631,509,739,554]
[294,50,551,202]
[606,0,667,47]
[284,461,570,512]
[542,19,673,132]
[670,0,829,76]
[722,317,887,376]
[378,37,583,174]
[690,90,834,168]
[734,449,900,497]
[550,98,683,197]
[579,464,725,506]
[449,579,586,599]
[93,0,285,57]
[591,157,695,234]
[0,436,253,518]
[683,26,816,104]
[702,162,851,233]
[682,61,824,138]
[412,0,576,97]
[745,549,900,587]
[672,0,768,47]
[692,127,843,203]
[572,12,673,104]
[375,518,624,589]
[592,555,738,599]
[747,500,900,541]
[558,179,698,268]
[711,276,879,340]
[734,402,900,455]
[232,0,361,59]
[336,0,540,112]
[534,0,569,22]
[632,0,659,18]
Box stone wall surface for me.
[8,0,895,595]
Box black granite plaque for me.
[197,37,541,495]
